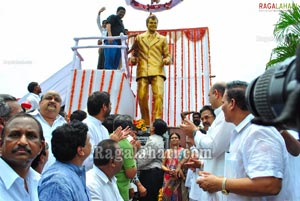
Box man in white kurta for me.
[30,91,66,172]
[82,91,112,171]
[86,165,123,201]
[83,115,110,170]
[223,114,291,200]
[86,139,124,201]
[181,82,235,200]
[197,80,291,200]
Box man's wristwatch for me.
[222,177,229,195]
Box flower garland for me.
[107,70,115,94]
[100,70,106,91]
[67,69,78,117]
[78,70,86,109]
[125,0,183,13]
[133,119,147,132]
[193,29,198,111]
[88,70,95,95]
[115,72,125,114]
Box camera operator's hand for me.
[278,129,300,156]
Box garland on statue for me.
[125,0,184,13]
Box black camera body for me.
[245,54,300,131]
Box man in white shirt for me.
[180,82,235,200]
[30,90,66,171]
[83,91,127,171]
[198,80,291,200]
[86,139,124,201]
[26,82,42,112]
[83,91,111,170]
[0,113,45,201]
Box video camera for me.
[245,50,300,132]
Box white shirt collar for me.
[94,165,116,184]
[235,114,254,134]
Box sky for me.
[1,0,298,98]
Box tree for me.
[267,3,300,68]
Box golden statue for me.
[130,14,171,126]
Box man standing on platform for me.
[104,6,126,70]
[130,14,171,126]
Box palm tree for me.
[267,3,300,68]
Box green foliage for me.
[267,3,300,68]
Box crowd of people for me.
[1,5,300,201]
[1,78,300,201]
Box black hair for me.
[59,106,66,118]
[117,6,126,12]
[113,114,133,130]
[0,94,24,121]
[70,110,87,122]
[0,100,11,122]
[31,142,48,170]
[192,112,200,118]
[200,105,216,118]
[212,82,226,96]
[153,118,167,136]
[1,113,44,142]
[226,81,249,111]
[51,120,88,162]
[27,82,38,93]
[169,132,180,140]
[87,91,110,116]
[0,94,17,102]
[94,139,118,166]
[103,114,120,134]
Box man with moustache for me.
[0,94,25,155]
[199,105,215,132]
[185,106,215,201]
[30,90,66,171]
[197,81,290,200]
[0,113,45,201]
[180,82,235,200]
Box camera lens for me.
[245,56,297,121]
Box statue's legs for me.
[137,76,164,126]
[137,77,150,126]
[150,76,164,122]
